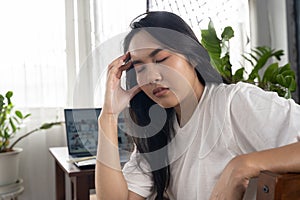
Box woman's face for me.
[128,31,203,109]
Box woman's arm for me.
[96,113,145,200]
[95,53,142,200]
[209,141,300,200]
[96,113,128,199]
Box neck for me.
[175,78,204,127]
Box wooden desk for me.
[49,147,95,200]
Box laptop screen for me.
[64,108,134,158]
[64,108,101,157]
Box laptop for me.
[64,108,133,169]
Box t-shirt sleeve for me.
[122,148,154,198]
[229,82,300,153]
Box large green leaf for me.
[201,20,234,82]
[262,63,279,83]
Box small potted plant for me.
[0,91,63,186]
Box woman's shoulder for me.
[207,81,261,93]
[206,81,298,111]
[203,82,287,111]
[206,82,275,100]
[204,82,254,99]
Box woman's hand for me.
[209,155,260,200]
[102,52,140,115]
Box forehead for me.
[128,31,163,57]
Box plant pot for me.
[0,148,23,186]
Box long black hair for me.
[123,11,222,200]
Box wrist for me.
[229,154,263,180]
[99,111,118,123]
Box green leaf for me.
[201,39,221,54]
[40,123,53,129]
[288,78,297,92]
[201,20,234,82]
[273,49,284,60]
[232,68,244,82]
[40,122,62,129]
[24,113,31,119]
[278,63,290,73]
[5,91,13,99]
[262,63,278,83]
[201,21,221,49]
[221,26,234,40]
[0,95,4,103]
[256,46,269,54]
[9,118,17,133]
[0,95,4,111]
[285,76,293,86]
[15,110,23,119]
[276,74,287,87]
[5,91,13,104]
[254,54,271,71]
[248,70,259,82]
[281,70,295,78]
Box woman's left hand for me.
[209,155,259,200]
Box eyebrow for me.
[131,48,164,65]
[149,48,163,57]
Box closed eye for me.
[155,57,169,63]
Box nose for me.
[147,66,163,84]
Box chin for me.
[155,100,179,109]
[146,92,179,108]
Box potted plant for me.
[0,91,63,186]
[201,21,297,98]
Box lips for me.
[152,87,169,97]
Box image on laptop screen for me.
[64,108,134,159]
[64,108,101,157]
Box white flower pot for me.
[0,148,22,186]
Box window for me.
[0,0,67,107]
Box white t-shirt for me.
[122,82,300,200]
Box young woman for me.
[96,11,300,200]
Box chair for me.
[256,171,300,199]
